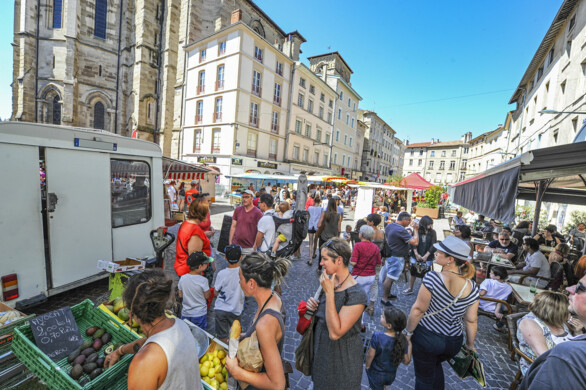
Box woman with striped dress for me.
[404,236,479,390]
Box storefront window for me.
[110,159,151,227]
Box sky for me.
[0,1,565,142]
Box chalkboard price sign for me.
[30,307,83,361]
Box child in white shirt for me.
[479,266,513,333]
[178,251,213,329]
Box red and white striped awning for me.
[162,157,220,181]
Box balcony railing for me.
[197,85,205,94]
[271,123,279,133]
[252,85,262,97]
[249,116,258,127]
[213,112,222,122]
[247,148,257,157]
[269,153,277,161]
[215,80,224,91]
[273,95,281,106]
[195,115,203,124]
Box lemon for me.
[203,361,211,368]
[222,367,228,377]
[208,367,216,378]
[221,357,226,365]
[213,357,221,366]
[200,365,209,377]
[199,355,207,364]
[217,350,226,359]
[210,379,219,389]
[220,383,228,390]
[215,373,224,383]
[203,376,212,384]
[213,349,219,357]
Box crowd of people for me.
[108,181,586,390]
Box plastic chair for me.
[478,296,516,351]
[507,311,533,390]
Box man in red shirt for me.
[185,180,200,207]
[305,189,315,210]
[229,190,262,255]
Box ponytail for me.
[455,258,475,279]
[241,252,291,288]
[383,307,408,366]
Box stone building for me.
[11,0,309,158]
[308,52,362,178]
[359,110,399,183]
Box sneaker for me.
[402,289,414,295]
[380,300,394,307]
[493,323,507,334]
[388,294,398,300]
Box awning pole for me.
[532,179,553,236]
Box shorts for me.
[308,227,317,234]
[385,256,405,281]
[214,310,241,339]
[182,314,207,330]
[178,194,185,200]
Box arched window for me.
[94,0,107,39]
[94,102,105,130]
[52,95,61,125]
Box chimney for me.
[231,9,242,24]
[431,138,435,145]
[405,140,409,146]
[322,64,327,82]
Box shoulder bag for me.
[380,234,393,258]
[294,315,316,376]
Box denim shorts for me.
[385,256,405,281]
[182,314,207,330]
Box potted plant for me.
[415,185,443,219]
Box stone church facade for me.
[12,0,293,157]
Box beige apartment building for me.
[286,63,336,175]
[403,133,471,185]
[309,52,362,178]
[509,0,586,155]
[182,12,305,192]
[359,110,399,183]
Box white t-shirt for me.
[525,251,551,278]
[479,279,513,312]
[308,206,323,230]
[167,185,176,202]
[213,267,245,315]
[464,213,477,223]
[257,209,276,252]
[178,274,209,317]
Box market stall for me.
[162,157,220,202]
[349,183,414,226]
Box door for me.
[45,148,112,288]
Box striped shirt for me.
[419,271,479,337]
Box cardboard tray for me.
[97,258,145,273]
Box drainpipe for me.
[178,0,191,159]
[283,63,296,169]
[516,87,527,156]
[154,0,165,146]
[34,0,40,122]
[114,0,123,134]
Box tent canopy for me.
[162,157,218,181]
[450,141,586,224]
[399,173,434,190]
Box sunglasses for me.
[500,239,510,242]
[324,239,340,257]
[576,281,586,294]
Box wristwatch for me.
[403,329,413,337]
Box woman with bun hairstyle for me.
[225,253,290,390]
[174,198,211,277]
[405,236,479,389]
[104,269,202,389]
[306,237,367,389]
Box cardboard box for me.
[97,258,145,273]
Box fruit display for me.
[199,344,229,390]
[0,310,24,326]
[67,325,121,385]
[103,297,146,337]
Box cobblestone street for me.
[25,199,518,389]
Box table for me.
[508,282,546,305]
[471,238,490,251]
[475,254,515,269]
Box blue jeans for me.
[182,314,207,330]
[412,325,463,390]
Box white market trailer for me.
[0,122,212,309]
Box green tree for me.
[564,210,586,233]
[515,204,548,230]
[386,173,405,186]
[420,185,444,209]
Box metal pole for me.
[516,88,526,156]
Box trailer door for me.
[45,148,112,288]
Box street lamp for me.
[539,109,586,115]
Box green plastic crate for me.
[11,299,139,390]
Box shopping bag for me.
[448,345,486,387]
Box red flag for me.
[131,128,138,139]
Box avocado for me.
[81,340,93,350]
[95,357,105,368]
[89,368,103,380]
[112,297,125,314]
[92,339,103,351]
[117,308,130,322]
[85,326,99,336]
[83,362,98,374]
[67,349,81,363]
[86,353,98,364]
[101,332,112,344]
[69,364,84,380]
[81,348,95,357]
[73,355,86,366]
[104,344,115,355]
[79,377,90,386]
[92,329,105,340]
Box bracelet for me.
[117,345,125,356]
[403,329,413,337]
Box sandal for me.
[365,305,374,316]
[306,260,313,266]
[402,289,414,295]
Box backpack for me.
[273,210,309,258]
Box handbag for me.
[448,345,486,387]
[380,235,393,258]
[294,315,317,376]
[410,261,430,278]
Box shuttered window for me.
[94,0,107,39]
